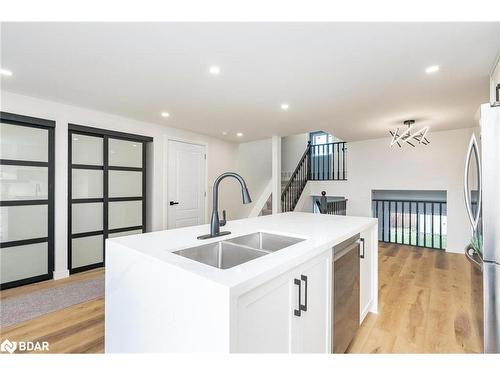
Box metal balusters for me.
[372,199,446,250]
[439,203,443,249]
[431,203,435,249]
[342,143,346,180]
[281,142,348,212]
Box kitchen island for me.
[105,212,378,353]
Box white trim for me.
[163,135,208,230]
[489,50,500,78]
[248,179,272,217]
[489,50,500,103]
[53,269,70,280]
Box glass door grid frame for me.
[0,111,55,290]
[67,123,152,274]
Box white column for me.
[271,135,282,214]
[53,121,69,279]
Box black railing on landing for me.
[310,142,347,181]
[315,199,347,216]
[281,141,348,212]
[372,199,447,250]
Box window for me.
[0,112,55,289]
[68,124,152,274]
[310,131,333,146]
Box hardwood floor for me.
[348,243,483,353]
[0,269,105,354]
[0,244,482,354]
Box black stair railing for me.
[310,142,347,181]
[281,141,348,212]
[281,142,312,212]
[315,199,348,215]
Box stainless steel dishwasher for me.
[332,234,361,353]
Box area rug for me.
[0,276,104,328]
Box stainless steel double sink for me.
[173,232,305,269]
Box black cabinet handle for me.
[169,201,179,206]
[294,278,301,317]
[300,275,308,312]
[359,238,365,259]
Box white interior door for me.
[167,140,206,229]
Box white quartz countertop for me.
[107,212,377,294]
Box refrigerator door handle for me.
[465,244,483,271]
[464,134,482,233]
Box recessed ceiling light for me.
[280,103,289,111]
[236,132,243,137]
[161,112,170,118]
[222,131,228,136]
[209,65,221,75]
[425,65,440,74]
[0,68,13,76]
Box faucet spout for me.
[198,172,252,240]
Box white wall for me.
[234,138,272,217]
[281,132,308,178]
[0,91,242,278]
[302,127,475,253]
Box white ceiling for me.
[1,22,499,142]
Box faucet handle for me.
[220,210,227,227]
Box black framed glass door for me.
[0,112,55,290]
[68,124,152,274]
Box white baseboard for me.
[360,299,378,324]
[53,269,70,280]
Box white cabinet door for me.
[360,228,376,322]
[236,272,293,353]
[291,251,330,353]
[235,250,331,353]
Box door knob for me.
[169,201,179,205]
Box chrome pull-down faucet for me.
[197,172,251,240]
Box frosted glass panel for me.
[109,200,142,229]
[109,170,142,197]
[109,138,142,168]
[1,242,48,283]
[108,229,143,238]
[72,134,103,166]
[72,203,103,234]
[0,165,48,200]
[72,169,103,199]
[0,205,48,242]
[72,235,103,268]
[0,122,48,162]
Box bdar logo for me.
[1,339,17,354]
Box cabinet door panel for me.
[292,252,330,353]
[236,276,292,353]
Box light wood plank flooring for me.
[348,243,483,353]
[0,244,482,353]
[0,269,105,354]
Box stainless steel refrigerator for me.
[464,102,500,353]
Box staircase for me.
[258,180,288,216]
[259,195,273,216]
[281,140,347,212]
[281,142,312,212]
